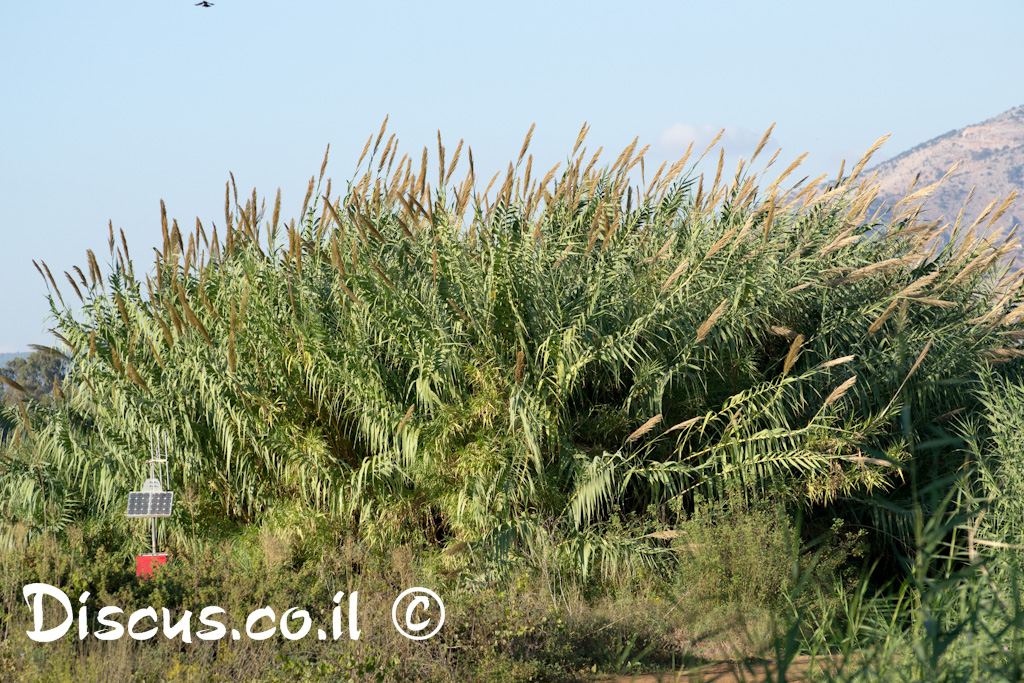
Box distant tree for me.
[0,348,68,406]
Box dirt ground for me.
[599,654,840,682]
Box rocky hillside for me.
[866,105,1024,242]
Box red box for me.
[136,553,169,578]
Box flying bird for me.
[195,1,214,6]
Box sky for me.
[2,0,1022,351]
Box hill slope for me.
[867,105,1024,238]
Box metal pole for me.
[149,446,157,555]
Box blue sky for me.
[2,0,1022,351]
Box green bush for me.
[3,123,1024,680]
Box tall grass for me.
[0,121,1020,585]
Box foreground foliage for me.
[2,122,1024,680]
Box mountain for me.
[865,105,1024,242]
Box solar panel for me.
[150,492,174,517]
[125,491,174,518]
[126,492,151,518]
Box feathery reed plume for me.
[847,134,890,183]
[696,300,728,343]
[447,298,471,324]
[355,134,373,168]
[160,199,171,257]
[984,348,1024,363]
[155,314,174,347]
[665,416,701,433]
[436,130,446,187]
[48,330,77,355]
[323,194,346,232]
[818,355,856,369]
[31,260,45,284]
[379,134,395,173]
[824,376,857,407]
[522,154,533,201]
[761,196,776,241]
[766,153,809,196]
[170,218,184,256]
[39,261,63,303]
[627,414,662,442]
[868,300,899,335]
[514,350,525,384]
[699,129,724,160]
[987,190,1018,228]
[108,344,124,374]
[750,122,775,163]
[418,146,429,198]
[917,298,957,308]
[63,272,84,302]
[227,302,238,373]
[371,262,394,289]
[782,334,804,376]
[27,344,68,361]
[0,375,28,395]
[646,234,677,263]
[16,400,32,437]
[611,136,639,176]
[165,298,185,336]
[124,360,149,393]
[145,335,164,368]
[769,325,796,338]
[339,281,362,306]
[705,226,738,260]
[373,115,389,156]
[318,143,331,182]
[114,293,130,327]
[198,284,219,321]
[175,282,212,345]
[518,123,536,165]
[272,188,281,232]
[880,340,933,415]
[583,146,604,179]
[712,147,724,194]
[446,138,463,185]
[482,170,501,202]
[397,404,415,432]
[623,144,649,177]
[571,122,589,158]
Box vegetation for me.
[1,121,1023,680]
[0,353,29,368]
[0,350,67,407]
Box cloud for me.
[657,123,769,156]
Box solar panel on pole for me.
[126,430,177,572]
[126,492,152,518]
[150,492,174,517]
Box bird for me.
[195,1,214,6]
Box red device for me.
[136,553,169,578]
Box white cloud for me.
[657,123,769,156]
